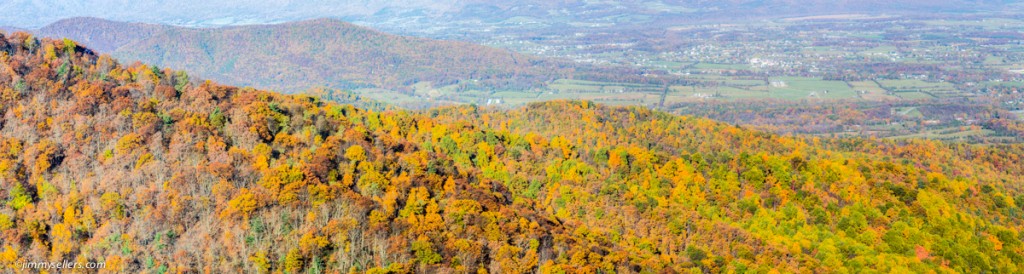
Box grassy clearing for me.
[893,107,924,118]
[765,77,858,100]
[549,82,663,94]
[649,61,687,68]
[893,91,936,100]
[859,46,898,55]
[720,79,766,86]
[849,81,899,100]
[692,63,751,70]
[878,79,956,92]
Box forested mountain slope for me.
[35,17,174,54]
[1,33,1024,273]
[33,17,571,92]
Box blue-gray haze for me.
[1,0,1016,29]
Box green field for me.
[549,79,663,93]
[893,107,924,118]
[878,79,956,93]
[849,81,898,100]
[893,91,936,100]
[860,46,898,55]
[692,63,751,70]
[762,77,858,99]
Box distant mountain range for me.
[26,17,569,93]
[5,1,1016,95]
[1,0,1014,28]
[0,0,459,28]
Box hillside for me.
[33,17,570,93]
[3,33,1024,273]
[35,17,173,53]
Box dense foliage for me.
[2,33,1024,273]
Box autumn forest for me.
[0,28,1023,274]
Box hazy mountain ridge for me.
[30,17,571,93]
[1,0,1012,28]
[36,17,173,53]
[0,0,461,28]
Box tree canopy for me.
[1,33,1024,273]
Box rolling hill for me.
[3,32,1024,273]
[32,17,571,93]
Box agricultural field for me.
[691,62,751,70]
[334,14,1024,144]
[764,77,858,99]
[849,80,899,100]
[892,106,924,118]
[547,79,664,93]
